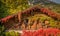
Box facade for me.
[0,5,60,30]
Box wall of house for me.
[1,6,60,30]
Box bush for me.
[5,31,19,36]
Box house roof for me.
[0,5,60,23]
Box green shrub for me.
[5,31,19,36]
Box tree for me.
[0,0,29,15]
[0,1,9,19]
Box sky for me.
[49,0,60,4]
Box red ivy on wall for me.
[40,8,60,20]
[1,16,13,23]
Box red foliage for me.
[40,8,60,19]
[21,28,60,36]
[1,16,12,23]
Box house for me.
[0,5,60,30]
